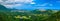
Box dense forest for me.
[0,4,60,21]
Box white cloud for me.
[0,0,34,8]
[15,4,22,6]
[15,0,25,2]
[15,0,33,3]
[34,3,53,7]
[30,2,36,4]
[5,0,15,3]
[0,0,3,2]
[4,4,22,8]
[4,5,14,8]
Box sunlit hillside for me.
[0,5,60,21]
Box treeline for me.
[0,9,60,21]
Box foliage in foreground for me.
[0,9,60,21]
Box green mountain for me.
[0,4,7,10]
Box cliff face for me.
[0,4,7,10]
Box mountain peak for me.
[0,4,7,10]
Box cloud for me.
[4,5,14,8]
[30,2,36,4]
[34,3,53,7]
[4,4,22,8]
[15,0,33,3]
[15,4,22,6]
[40,3,48,6]
[0,0,3,2]
[0,0,34,8]
[14,0,35,4]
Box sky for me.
[0,0,60,10]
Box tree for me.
[48,10,60,21]
[0,4,7,21]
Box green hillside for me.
[0,5,60,21]
[0,4,7,10]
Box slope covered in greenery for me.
[0,9,60,21]
[0,4,60,21]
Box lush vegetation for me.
[0,4,60,21]
[0,9,60,21]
